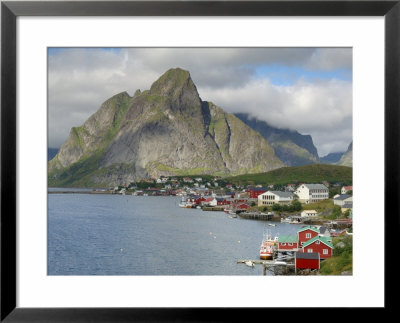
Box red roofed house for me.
[301,236,333,259]
[236,203,250,210]
[194,196,206,206]
[341,186,353,194]
[201,197,214,206]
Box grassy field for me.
[319,235,353,275]
[226,164,352,186]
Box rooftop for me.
[268,191,295,198]
[298,226,320,234]
[302,235,334,249]
[303,184,328,190]
[278,235,298,243]
[296,252,320,260]
[334,194,352,200]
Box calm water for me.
[48,194,301,275]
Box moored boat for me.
[178,197,193,208]
[260,230,278,260]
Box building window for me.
[281,243,286,246]
[316,240,320,244]
[323,249,328,255]
[307,249,313,253]
[288,243,293,246]
[306,233,311,239]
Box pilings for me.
[237,259,295,275]
[237,212,273,220]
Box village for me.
[95,175,353,275]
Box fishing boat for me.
[260,230,278,260]
[179,197,192,208]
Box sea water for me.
[48,194,301,275]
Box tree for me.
[331,205,342,219]
[272,203,282,212]
[291,200,302,212]
[329,187,340,198]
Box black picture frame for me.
[1,1,398,321]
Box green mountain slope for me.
[226,164,352,186]
[234,113,319,166]
[338,142,352,167]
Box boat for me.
[259,230,278,260]
[268,223,276,227]
[245,261,254,267]
[228,210,237,218]
[178,197,194,208]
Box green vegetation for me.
[274,139,317,161]
[319,235,353,275]
[226,164,352,186]
[328,187,341,198]
[272,200,303,213]
[302,199,334,212]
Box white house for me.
[341,186,353,194]
[258,191,294,207]
[333,194,353,207]
[295,184,329,204]
[301,210,318,217]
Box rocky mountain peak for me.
[150,67,198,99]
[49,68,285,187]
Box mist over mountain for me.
[49,68,284,187]
[234,113,319,166]
[320,152,345,164]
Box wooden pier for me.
[237,212,273,220]
[202,206,225,211]
[237,259,295,275]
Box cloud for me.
[48,47,352,156]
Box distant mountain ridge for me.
[320,152,345,164]
[49,68,284,187]
[234,113,319,166]
[338,142,352,167]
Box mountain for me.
[320,152,345,164]
[49,68,284,187]
[338,142,352,167]
[234,113,319,166]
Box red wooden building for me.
[249,187,268,199]
[297,226,320,247]
[301,236,333,259]
[277,235,298,251]
[295,252,320,270]
[236,203,250,210]
[216,197,230,206]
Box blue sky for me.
[255,65,352,86]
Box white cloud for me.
[48,47,352,156]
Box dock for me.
[237,212,273,220]
[237,259,295,275]
[202,206,225,211]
